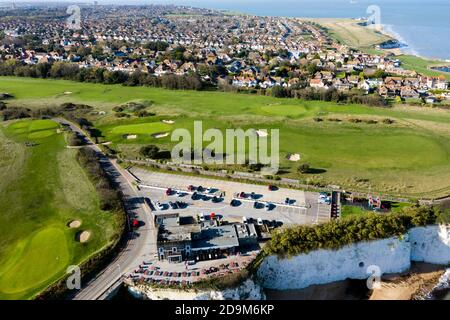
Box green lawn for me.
[397,55,450,81]
[2,77,450,198]
[0,119,121,299]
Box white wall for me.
[409,225,450,265]
[257,236,411,290]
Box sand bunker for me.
[152,132,170,139]
[162,120,175,124]
[255,130,269,137]
[68,220,81,228]
[125,134,137,140]
[287,153,301,162]
[76,231,91,243]
[64,91,73,95]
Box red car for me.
[187,185,194,192]
[268,185,276,191]
[166,188,173,196]
[131,219,140,229]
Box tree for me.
[140,145,160,158]
[297,163,311,174]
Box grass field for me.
[2,77,450,198]
[0,119,121,299]
[397,55,450,81]
[303,18,392,49]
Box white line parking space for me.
[130,167,323,226]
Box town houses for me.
[0,3,448,103]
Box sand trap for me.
[256,130,269,137]
[68,220,81,228]
[162,120,175,124]
[125,134,137,140]
[76,231,91,243]
[152,132,170,139]
[64,91,73,95]
[287,153,301,162]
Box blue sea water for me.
[147,0,450,61]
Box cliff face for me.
[128,279,265,300]
[257,236,411,290]
[410,225,450,265]
[257,225,450,290]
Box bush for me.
[66,131,84,146]
[140,145,160,159]
[76,147,122,211]
[297,163,311,174]
[1,106,31,121]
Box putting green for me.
[0,227,69,295]
[27,129,56,139]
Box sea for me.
[145,0,450,61]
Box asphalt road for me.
[55,118,157,300]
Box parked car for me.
[169,201,178,209]
[230,199,240,207]
[285,197,290,205]
[156,201,165,210]
[191,192,198,200]
[242,216,248,224]
[187,185,194,192]
[268,185,276,191]
[239,191,246,198]
[165,188,173,196]
[265,202,273,211]
[257,218,263,226]
[176,190,185,197]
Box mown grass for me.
[0,119,121,299]
[397,55,450,81]
[2,77,450,197]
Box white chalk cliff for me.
[257,225,450,290]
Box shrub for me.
[140,145,160,159]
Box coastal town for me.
[0,3,448,103]
[0,1,450,304]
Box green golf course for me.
[0,118,122,299]
[2,77,450,198]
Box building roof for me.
[192,225,239,251]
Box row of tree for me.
[270,86,388,107]
[0,60,206,91]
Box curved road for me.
[56,118,157,300]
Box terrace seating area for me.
[126,252,257,287]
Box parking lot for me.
[129,168,328,225]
